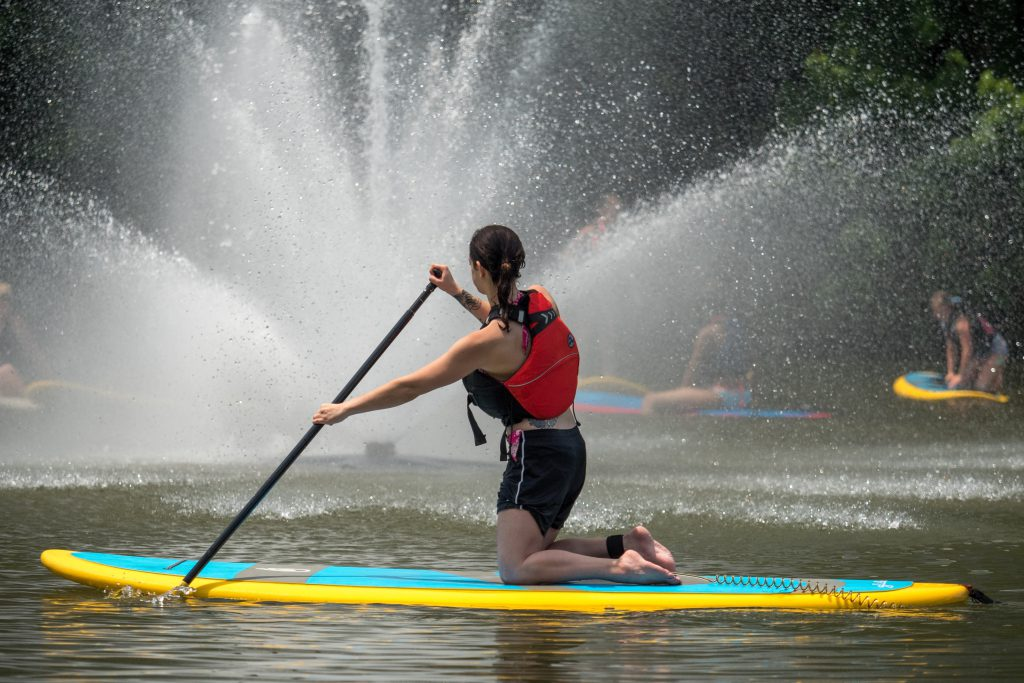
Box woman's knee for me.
[974,362,1002,391]
[498,561,526,584]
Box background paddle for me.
[177,272,441,587]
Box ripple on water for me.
[0,466,191,490]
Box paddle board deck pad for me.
[893,371,1009,403]
[574,390,832,419]
[41,549,979,611]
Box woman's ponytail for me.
[469,225,526,331]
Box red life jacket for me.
[462,289,580,449]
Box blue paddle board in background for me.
[574,390,832,419]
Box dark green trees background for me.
[774,0,1023,366]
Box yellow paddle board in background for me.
[894,371,1009,403]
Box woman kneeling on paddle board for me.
[313,225,678,585]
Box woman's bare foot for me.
[625,525,676,572]
[611,550,680,584]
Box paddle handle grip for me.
[181,275,440,586]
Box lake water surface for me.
[2,397,1021,680]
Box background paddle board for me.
[0,395,39,412]
[574,389,832,419]
[41,549,978,611]
[893,371,1009,403]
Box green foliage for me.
[960,70,1024,148]
[772,0,1024,356]
[781,0,1021,121]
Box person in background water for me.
[929,291,1008,392]
[313,225,678,586]
[572,192,621,251]
[0,282,48,398]
[642,311,753,413]
[569,192,623,375]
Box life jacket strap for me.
[467,394,518,461]
[466,395,487,447]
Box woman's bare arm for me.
[431,264,491,323]
[313,326,499,424]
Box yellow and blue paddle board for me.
[41,549,980,612]
[894,371,1009,403]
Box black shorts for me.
[496,427,587,536]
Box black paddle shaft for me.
[181,275,440,586]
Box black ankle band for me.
[606,534,625,559]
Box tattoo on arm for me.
[455,289,482,312]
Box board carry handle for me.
[177,270,442,586]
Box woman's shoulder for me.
[526,284,557,307]
[467,318,520,349]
